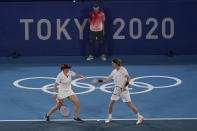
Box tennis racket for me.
[111,86,123,96]
[56,98,70,117]
[111,81,128,96]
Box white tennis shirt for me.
[55,71,76,90]
[109,66,129,89]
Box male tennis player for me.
[91,58,144,124]
[45,64,87,122]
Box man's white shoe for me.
[101,54,107,61]
[86,55,94,61]
[105,118,112,124]
[136,116,144,125]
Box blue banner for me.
[0,1,197,56]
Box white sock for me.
[137,113,140,117]
[108,114,112,119]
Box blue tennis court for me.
[0,55,197,131]
[1,0,197,130]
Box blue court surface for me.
[0,55,197,131]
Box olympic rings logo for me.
[13,76,182,95]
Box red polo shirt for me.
[88,11,105,32]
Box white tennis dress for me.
[109,66,131,102]
[55,71,76,99]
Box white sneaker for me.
[101,54,107,61]
[86,55,94,61]
[136,116,144,125]
[105,118,112,124]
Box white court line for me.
[0,118,197,122]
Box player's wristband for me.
[125,81,129,86]
[98,80,103,82]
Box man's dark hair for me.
[112,58,121,66]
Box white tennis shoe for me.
[136,116,144,125]
[105,118,112,124]
[86,55,94,61]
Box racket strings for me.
[60,105,70,117]
[112,86,122,96]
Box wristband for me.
[125,81,129,86]
[98,80,103,82]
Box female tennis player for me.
[91,58,144,125]
[45,64,87,122]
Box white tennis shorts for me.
[111,90,131,102]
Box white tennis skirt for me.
[57,88,75,99]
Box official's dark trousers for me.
[89,30,105,56]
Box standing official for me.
[86,4,107,61]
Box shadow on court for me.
[1,55,197,66]
[0,120,197,131]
